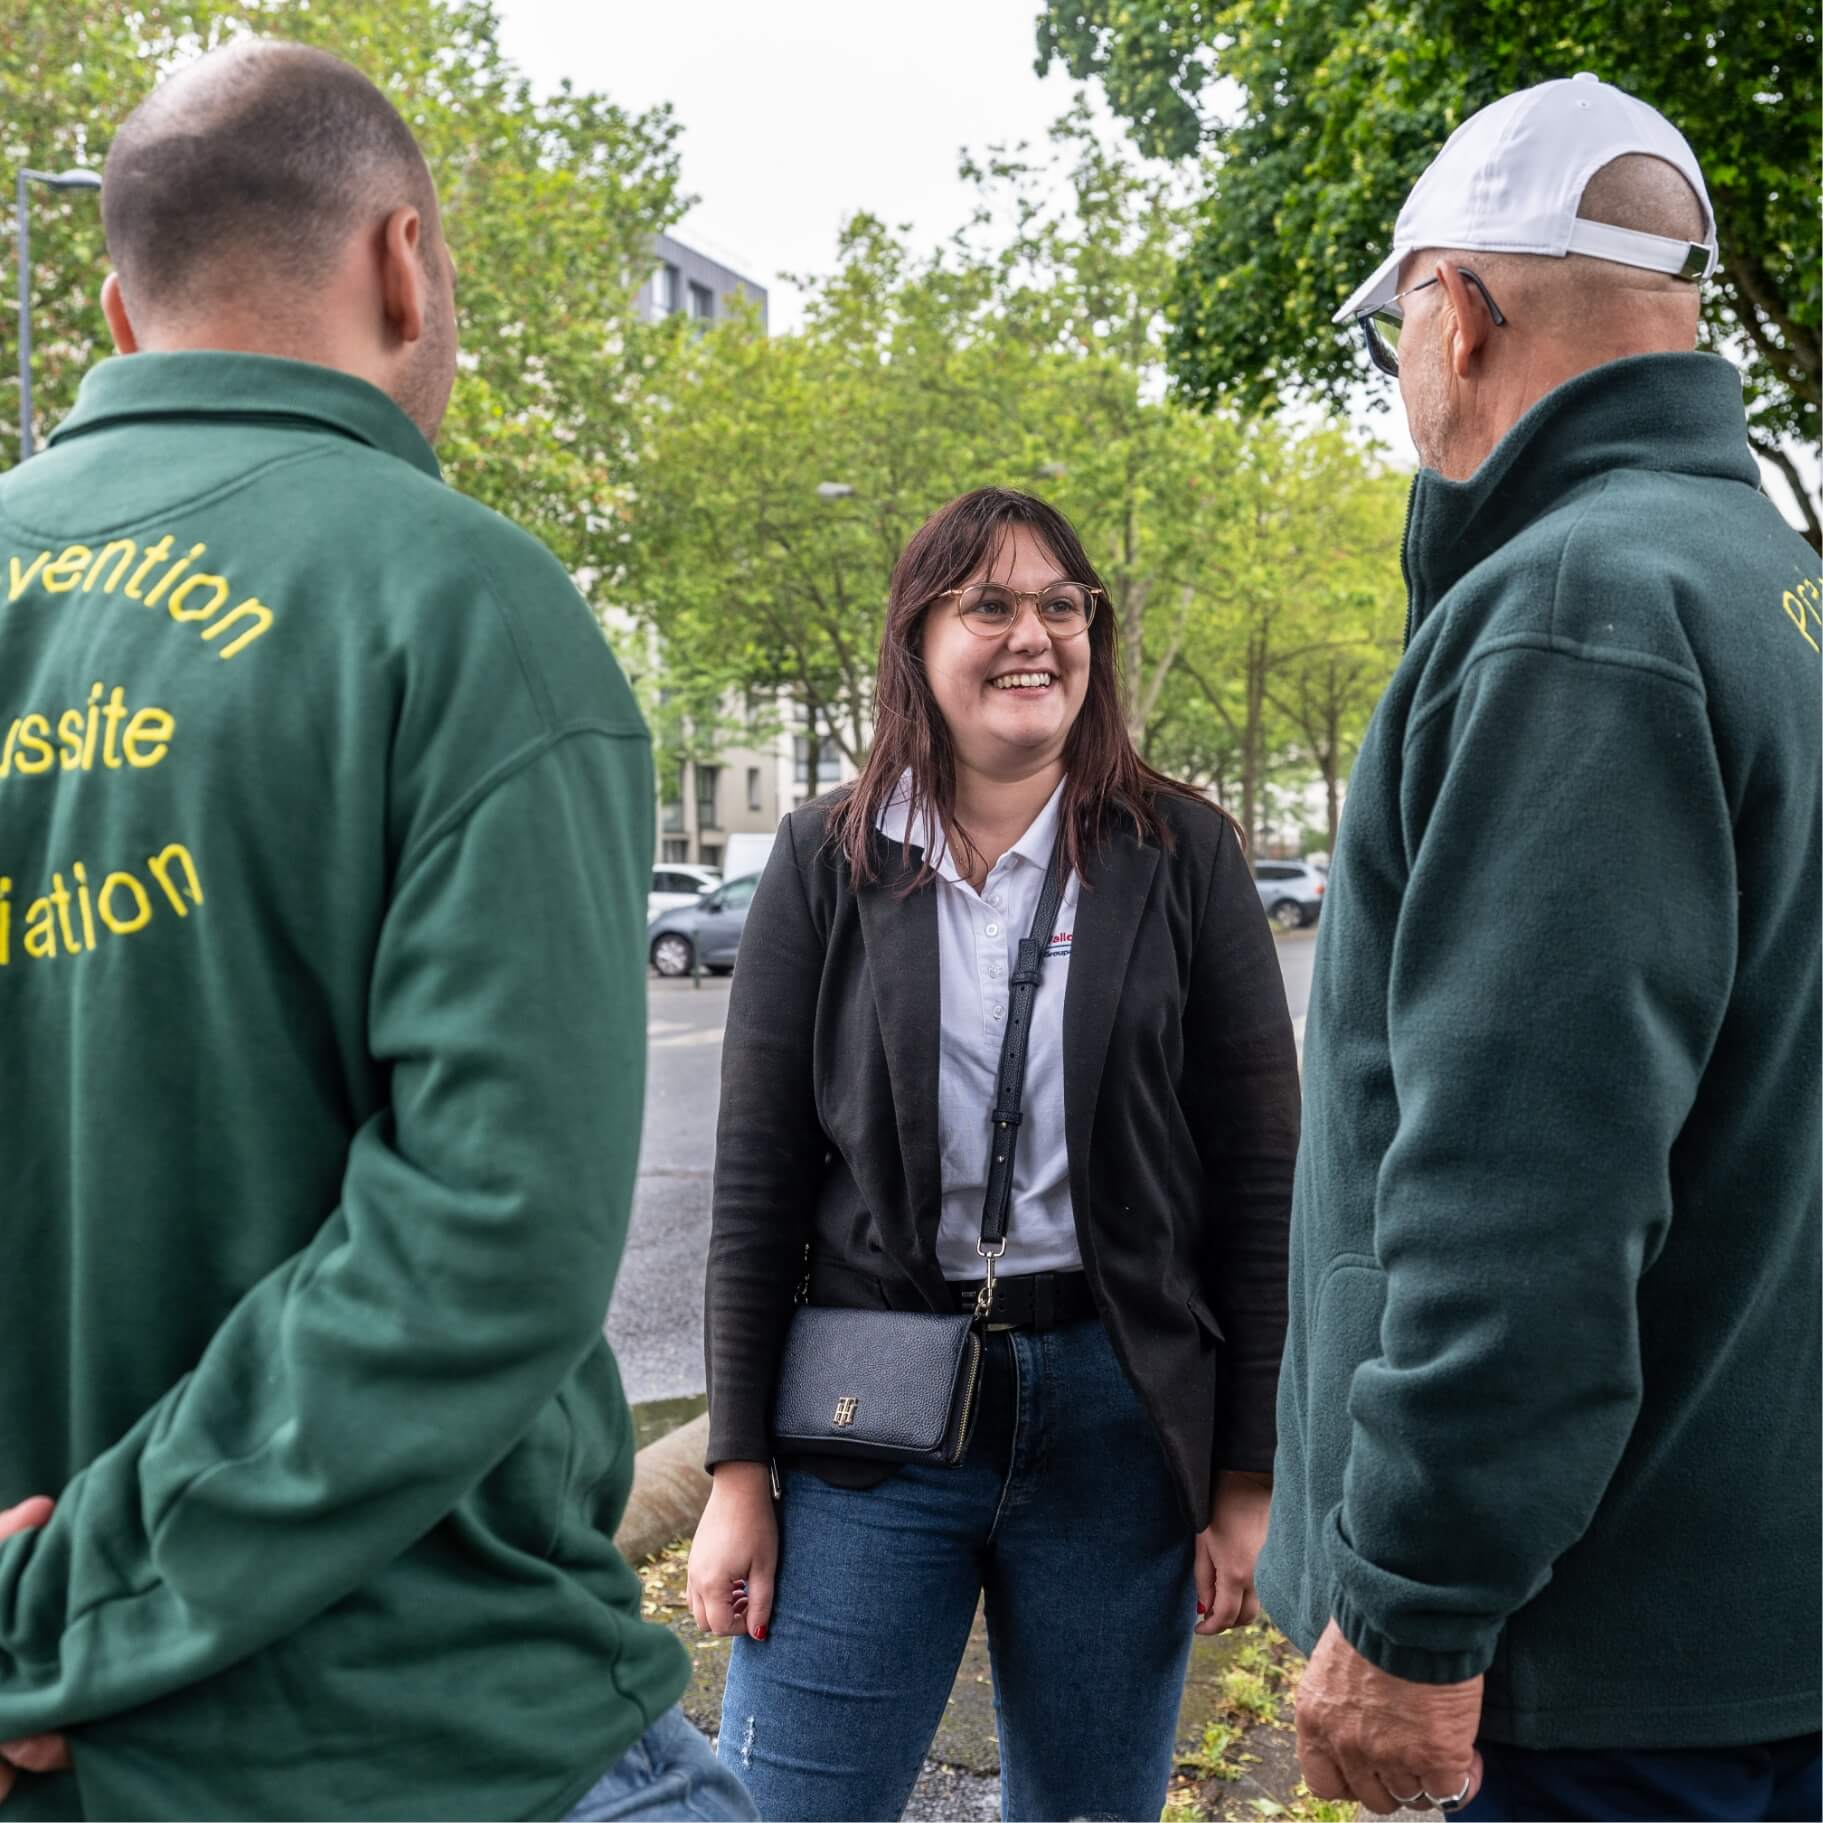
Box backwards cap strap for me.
[1565,218,1712,281]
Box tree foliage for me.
[622,117,1408,846]
[3,0,685,567]
[1036,0,1820,534]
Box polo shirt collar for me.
[876,770,1068,884]
[48,351,442,480]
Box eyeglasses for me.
[1354,267,1508,378]
[931,581,1102,639]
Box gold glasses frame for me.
[928,581,1103,640]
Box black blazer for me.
[703,789,1300,1531]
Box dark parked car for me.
[1253,859,1326,929]
[647,873,759,977]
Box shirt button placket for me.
[978,889,1007,1034]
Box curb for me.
[616,1409,713,1566]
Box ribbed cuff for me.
[1330,1586,1496,1686]
[1324,1503,1500,1685]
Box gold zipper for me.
[946,1332,985,1464]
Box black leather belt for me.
[951,1269,1096,1331]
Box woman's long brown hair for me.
[827,487,1220,889]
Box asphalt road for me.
[606,928,1319,1404]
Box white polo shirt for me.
[877,775,1083,1279]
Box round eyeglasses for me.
[931,581,1101,639]
[1354,267,1507,378]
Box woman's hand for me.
[1194,1470,1272,1636]
[687,1462,778,1642]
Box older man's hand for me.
[1295,1619,1483,1817]
[0,1499,73,1807]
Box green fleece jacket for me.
[1258,354,1821,1749]
[0,355,686,1819]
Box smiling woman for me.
[688,486,1303,1822]
[829,486,1203,893]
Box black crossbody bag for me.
[769,835,1068,1467]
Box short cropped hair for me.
[103,41,438,318]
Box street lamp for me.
[16,166,103,461]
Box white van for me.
[719,830,777,883]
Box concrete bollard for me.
[615,1409,715,1566]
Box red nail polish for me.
[754,1624,768,1641]
[1196,1603,1207,1615]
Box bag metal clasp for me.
[974,1237,1004,1320]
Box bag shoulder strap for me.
[978,830,1068,1253]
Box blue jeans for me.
[1460,1732,1822,1821]
[718,1318,1197,1821]
[564,1706,757,1821]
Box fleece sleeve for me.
[1326,642,1735,1682]
[0,726,654,1734]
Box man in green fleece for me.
[1258,75,1821,1822]
[0,42,753,1823]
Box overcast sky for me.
[492,0,1813,519]
[492,0,1102,338]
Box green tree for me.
[949,115,1254,748]
[1267,600,1403,851]
[619,223,1032,779]
[625,115,1408,840]
[3,0,684,570]
[1036,0,1821,543]
[1165,423,1406,848]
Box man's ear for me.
[100,273,140,354]
[1434,260,1492,379]
[378,206,427,347]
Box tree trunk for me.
[803,709,821,797]
[1118,576,1152,740]
[1240,632,1267,852]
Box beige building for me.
[657,717,856,871]
[631,233,861,870]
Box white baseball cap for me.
[1335,73,1717,325]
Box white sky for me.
[493,0,1815,521]
[493,0,1101,339]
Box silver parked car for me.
[1253,859,1326,930]
[648,863,720,923]
[647,874,759,977]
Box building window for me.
[699,842,723,870]
[688,281,715,321]
[661,760,685,833]
[662,264,682,315]
[661,837,689,864]
[696,764,721,830]
[747,767,763,812]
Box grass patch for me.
[1164,1622,1338,1822]
[1219,1666,1280,1725]
[1184,1720,1244,1783]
